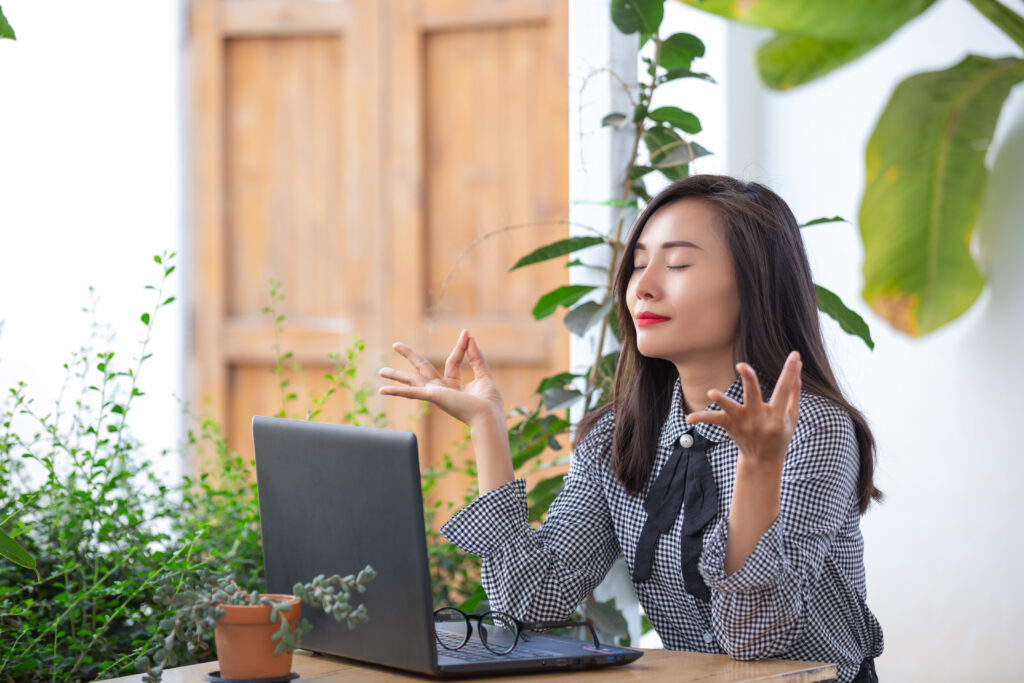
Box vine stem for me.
[432,219,606,316]
[966,0,1024,50]
[586,35,664,393]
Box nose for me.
[633,264,660,301]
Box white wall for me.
[0,1,184,478]
[706,1,1024,680]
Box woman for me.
[378,174,883,683]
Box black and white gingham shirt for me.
[441,375,884,683]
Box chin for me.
[635,341,672,361]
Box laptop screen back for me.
[253,416,438,675]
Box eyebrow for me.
[634,240,703,251]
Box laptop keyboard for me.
[436,631,554,661]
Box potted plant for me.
[138,565,376,682]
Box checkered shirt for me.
[440,374,884,683]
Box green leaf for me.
[814,285,874,350]
[565,259,608,273]
[677,0,936,44]
[756,33,878,90]
[457,584,488,613]
[140,313,150,325]
[800,216,847,227]
[541,387,584,411]
[627,165,654,180]
[0,527,35,571]
[0,7,15,40]
[579,596,630,643]
[510,236,606,271]
[660,69,715,84]
[563,299,613,337]
[535,372,581,394]
[658,32,705,71]
[527,475,566,522]
[601,112,630,128]
[632,181,651,203]
[647,106,702,134]
[860,56,1024,336]
[532,285,596,320]
[570,198,639,208]
[643,128,712,180]
[611,0,664,36]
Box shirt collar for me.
[665,372,772,445]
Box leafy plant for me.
[0,5,15,41]
[0,253,217,681]
[0,265,387,681]
[137,567,376,682]
[680,0,1024,336]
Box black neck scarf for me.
[631,429,719,601]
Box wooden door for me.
[187,0,569,506]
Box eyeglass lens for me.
[434,607,470,650]
[433,607,521,655]
[478,612,518,654]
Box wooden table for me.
[104,649,837,682]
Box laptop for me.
[252,416,643,677]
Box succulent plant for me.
[136,565,376,682]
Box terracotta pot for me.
[214,593,302,679]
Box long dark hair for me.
[577,174,882,514]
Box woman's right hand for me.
[377,329,505,427]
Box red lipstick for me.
[637,312,671,326]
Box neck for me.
[672,353,738,416]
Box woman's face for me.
[625,198,741,365]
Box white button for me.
[703,631,714,644]
[679,433,694,448]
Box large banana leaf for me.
[678,0,934,42]
[860,56,1024,336]
[0,6,15,40]
[755,34,879,90]
[678,0,936,88]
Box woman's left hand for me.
[685,350,803,471]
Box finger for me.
[786,366,802,422]
[466,335,492,378]
[707,387,742,414]
[444,329,470,381]
[737,362,764,406]
[769,351,801,410]
[686,408,728,428]
[377,385,433,401]
[392,342,440,380]
[378,367,418,386]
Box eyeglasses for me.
[433,606,601,656]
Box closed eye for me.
[631,265,690,270]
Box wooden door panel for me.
[389,0,570,512]
[189,0,568,502]
[189,0,384,462]
[225,36,357,319]
[424,23,565,318]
